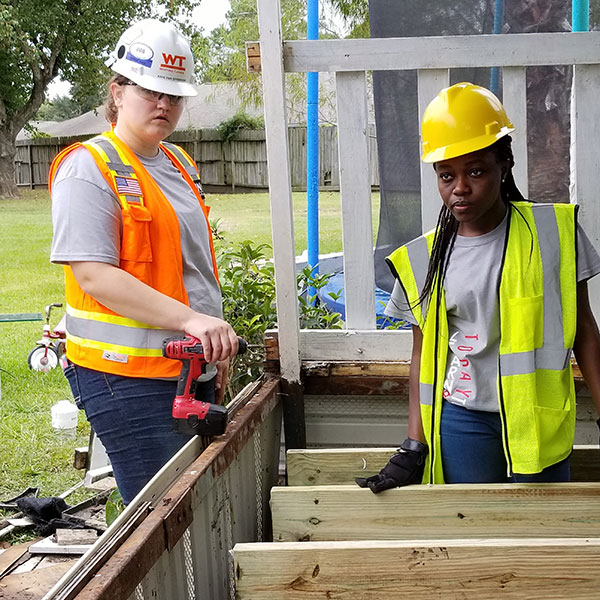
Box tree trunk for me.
[505,0,571,203]
[0,127,18,198]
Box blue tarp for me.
[317,271,410,329]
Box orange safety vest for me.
[48,130,218,378]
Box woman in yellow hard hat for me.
[357,82,600,492]
[49,20,239,504]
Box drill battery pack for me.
[173,402,228,436]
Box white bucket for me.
[51,400,78,432]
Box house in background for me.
[18,76,368,140]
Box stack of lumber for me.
[234,446,600,598]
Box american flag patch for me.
[115,176,142,196]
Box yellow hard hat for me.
[421,82,514,163]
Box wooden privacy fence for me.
[15,125,379,192]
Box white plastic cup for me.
[51,400,78,438]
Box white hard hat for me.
[106,19,197,97]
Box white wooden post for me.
[417,69,449,233]
[572,64,600,321]
[502,67,529,198]
[335,71,376,329]
[257,0,301,381]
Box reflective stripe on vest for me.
[387,201,577,482]
[161,141,206,200]
[65,305,179,356]
[160,141,218,281]
[85,137,143,208]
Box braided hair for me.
[415,135,526,310]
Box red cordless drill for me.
[162,335,247,436]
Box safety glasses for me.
[122,80,184,107]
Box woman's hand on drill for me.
[183,313,238,364]
[70,262,238,363]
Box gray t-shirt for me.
[51,145,222,319]
[385,212,600,412]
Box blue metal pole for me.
[306,0,319,302]
[572,0,589,31]
[489,0,505,95]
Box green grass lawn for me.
[205,189,380,255]
[0,187,380,529]
[1,191,91,542]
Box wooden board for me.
[270,483,600,542]
[282,32,600,73]
[286,446,600,486]
[0,560,77,599]
[417,68,449,232]
[257,0,301,382]
[336,70,376,329]
[299,330,414,362]
[234,538,600,599]
[0,540,35,578]
[245,41,261,73]
[502,67,528,197]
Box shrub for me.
[216,110,264,142]
[213,227,344,400]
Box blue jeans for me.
[440,400,570,483]
[64,362,215,504]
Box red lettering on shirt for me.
[460,359,469,367]
[459,372,471,381]
[465,334,479,340]
[455,388,472,398]
[457,345,474,352]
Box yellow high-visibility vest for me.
[49,130,217,378]
[387,202,577,482]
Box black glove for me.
[355,438,428,494]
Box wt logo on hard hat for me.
[161,53,186,72]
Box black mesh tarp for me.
[369,0,571,292]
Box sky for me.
[47,0,231,99]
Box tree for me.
[36,81,104,122]
[0,0,195,198]
[327,0,369,38]
[193,0,346,122]
[194,0,307,105]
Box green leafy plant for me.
[297,265,344,330]
[216,110,264,142]
[376,299,409,330]
[216,239,277,397]
[105,488,125,527]
[215,236,345,400]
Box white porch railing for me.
[258,0,600,380]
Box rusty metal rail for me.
[44,376,282,600]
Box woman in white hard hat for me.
[49,19,238,504]
[356,82,600,492]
